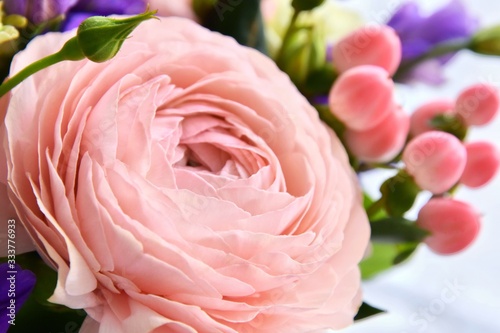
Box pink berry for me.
[344,105,409,162]
[410,99,455,137]
[332,25,402,76]
[417,198,480,255]
[402,131,466,194]
[329,65,394,131]
[455,83,500,126]
[461,141,500,188]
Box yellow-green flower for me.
[0,1,27,46]
[262,0,364,57]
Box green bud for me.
[279,26,325,85]
[76,10,157,63]
[0,25,18,44]
[469,25,500,56]
[291,0,326,12]
[3,15,28,29]
[59,36,85,61]
[0,11,158,97]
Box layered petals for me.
[2,18,369,333]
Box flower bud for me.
[454,83,499,126]
[332,25,401,75]
[470,25,500,56]
[410,99,455,136]
[3,14,28,29]
[402,131,466,194]
[280,26,326,85]
[328,65,394,131]
[461,141,500,188]
[0,24,19,45]
[417,198,480,255]
[291,0,325,12]
[77,10,157,63]
[262,0,363,58]
[345,105,409,162]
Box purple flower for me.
[63,0,146,30]
[3,0,146,31]
[3,0,78,24]
[388,0,478,83]
[388,0,477,60]
[0,263,36,332]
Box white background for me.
[336,1,500,332]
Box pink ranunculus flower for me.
[0,96,36,255]
[1,17,369,333]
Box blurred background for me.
[336,1,500,332]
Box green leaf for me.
[303,63,337,97]
[380,172,420,217]
[363,192,375,210]
[354,302,385,321]
[370,217,429,243]
[360,243,398,279]
[363,193,387,221]
[361,241,423,279]
[393,243,419,265]
[202,0,268,54]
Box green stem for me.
[0,37,84,97]
[275,9,301,66]
[395,38,471,80]
[357,162,398,173]
[367,198,385,220]
[0,52,64,97]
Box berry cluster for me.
[328,24,499,256]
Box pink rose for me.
[1,17,369,332]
